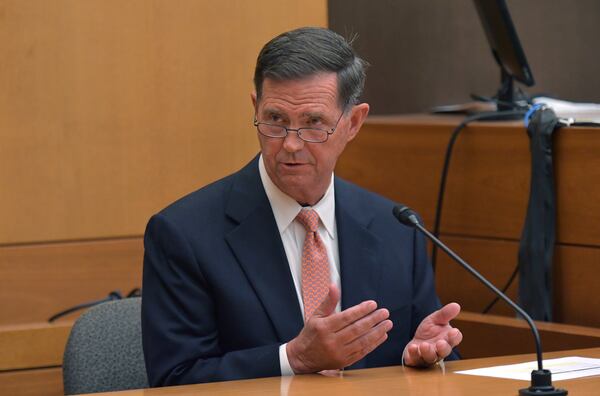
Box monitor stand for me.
[490,69,530,120]
[430,70,529,121]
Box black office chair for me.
[62,297,148,395]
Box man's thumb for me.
[312,283,340,318]
[431,302,461,324]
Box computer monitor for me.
[473,0,535,111]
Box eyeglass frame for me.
[253,111,345,143]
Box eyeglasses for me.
[253,112,344,143]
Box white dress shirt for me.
[258,155,341,375]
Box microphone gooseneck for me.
[393,204,567,396]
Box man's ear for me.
[251,92,257,110]
[346,103,370,141]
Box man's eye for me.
[270,115,283,123]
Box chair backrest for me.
[62,297,148,395]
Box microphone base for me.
[519,388,567,395]
[519,370,568,395]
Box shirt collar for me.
[258,154,335,238]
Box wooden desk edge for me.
[457,311,600,337]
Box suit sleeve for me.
[141,214,281,386]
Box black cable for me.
[48,288,142,323]
[431,109,527,271]
[470,93,528,110]
[482,262,519,314]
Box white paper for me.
[455,356,600,381]
[533,97,600,123]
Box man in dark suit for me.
[142,27,462,387]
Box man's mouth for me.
[280,162,309,170]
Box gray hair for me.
[253,27,368,111]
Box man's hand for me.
[286,284,393,374]
[403,302,463,367]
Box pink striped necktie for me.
[296,208,331,321]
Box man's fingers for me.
[355,332,389,360]
[404,326,462,367]
[346,321,392,363]
[405,342,438,366]
[403,343,420,366]
[408,336,460,366]
[434,329,462,359]
[429,302,461,325]
[418,342,438,364]
[447,328,463,347]
[311,283,341,318]
[337,308,390,343]
[325,299,379,331]
[434,339,453,359]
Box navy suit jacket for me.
[142,156,446,386]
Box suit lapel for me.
[335,178,383,311]
[224,157,303,342]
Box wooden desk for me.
[3,311,600,396]
[336,114,600,327]
[81,347,600,395]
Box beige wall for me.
[0,0,327,324]
[1,0,327,244]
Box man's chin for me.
[274,175,317,202]
[276,174,309,192]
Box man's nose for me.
[282,129,305,152]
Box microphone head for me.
[392,205,421,227]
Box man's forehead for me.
[261,73,338,94]
[259,107,328,118]
[257,74,341,112]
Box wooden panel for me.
[0,322,71,370]
[0,238,142,325]
[336,115,528,238]
[435,236,600,327]
[336,115,450,228]
[455,311,600,359]
[0,0,327,244]
[336,114,600,246]
[434,236,519,317]
[554,245,600,327]
[554,128,600,247]
[0,368,63,396]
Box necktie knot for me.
[296,209,320,233]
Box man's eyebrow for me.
[301,111,326,119]
[261,108,285,116]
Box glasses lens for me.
[257,124,286,138]
[299,129,328,143]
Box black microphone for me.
[393,204,567,396]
